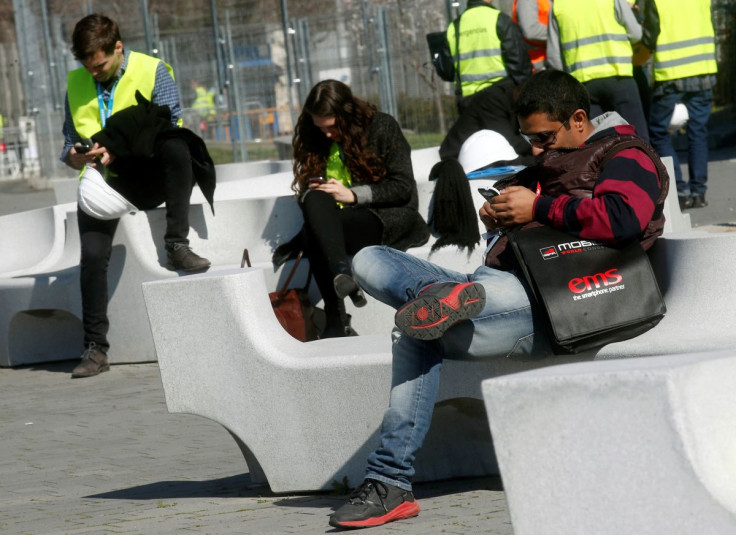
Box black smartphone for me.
[478,186,501,201]
[309,177,326,185]
[76,142,93,154]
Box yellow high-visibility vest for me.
[448,5,507,97]
[553,0,633,83]
[192,86,216,118]
[67,51,177,139]
[652,0,717,82]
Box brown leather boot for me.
[166,242,211,272]
[71,344,110,378]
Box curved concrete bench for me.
[141,230,736,493]
[482,350,736,534]
[52,160,294,204]
[0,203,76,277]
[143,268,515,493]
[0,152,689,366]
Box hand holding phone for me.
[478,186,501,202]
[75,139,95,154]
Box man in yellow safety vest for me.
[447,0,532,111]
[60,14,213,378]
[647,0,717,209]
[547,0,650,142]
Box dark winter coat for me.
[91,91,216,213]
[350,112,430,251]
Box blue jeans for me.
[648,85,712,196]
[352,246,550,490]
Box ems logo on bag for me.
[568,268,624,301]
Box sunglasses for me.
[520,117,571,148]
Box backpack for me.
[426,31,455,82]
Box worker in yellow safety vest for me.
[60,13,214,379]
[547,0,650,142]
[647,0,717,209]
[191,80,217,119]
[447,0,531,112]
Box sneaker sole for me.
[395,282,485,340]
[329,500,420,529]
[165,262,212,273]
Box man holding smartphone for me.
[329,69,667,529]
[60,14,213,378]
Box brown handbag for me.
[241,249,320,342]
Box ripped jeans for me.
[352,245,549,490]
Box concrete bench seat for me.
[0,153,689,367]
[481,349,736,534]
[52,160,294,204]
[0,203,76,277]
[141,228,736,493]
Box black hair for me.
[513,70,590,122]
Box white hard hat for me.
[77,165,138,220]
[458,129,519,174]
[668,103,689,134]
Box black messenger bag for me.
[507,225,666,354]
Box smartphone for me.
[76,140,94,154]
[478,186,501,201]
[309,177,326,185]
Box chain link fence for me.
[2,0,734,182]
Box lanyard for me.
[96,79,119,128]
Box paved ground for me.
[0,362,511,535]
[0,139,734,534]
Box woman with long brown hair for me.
[286,79,429,338]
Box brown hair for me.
[71,14,121,61]
[291,79,385,193]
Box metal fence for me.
[3,0,735,181]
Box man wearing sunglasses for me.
[329,69,667,530]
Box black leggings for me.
[300,190,383,312]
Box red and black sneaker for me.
[329,479,420,529]
[394,281,486,340]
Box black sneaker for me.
[71,343,110,378]
[394,281,486,340]
[166,242,211,272]
[329,479,420,529]
[678,195,693,210]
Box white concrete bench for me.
[481,350,736,534]
[52,160,294,204]
[141,229,736,493]
[0,152,689,366]
[0,203,76,277]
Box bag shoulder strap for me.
[242,248,312,299]
[453,17,462,96]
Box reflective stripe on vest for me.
[512,0,551,70]
[447,6,507,96]
[652,0,717,82]
[553,0,633,83]
[67,51,176,139]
